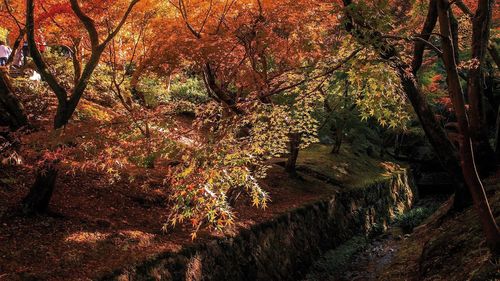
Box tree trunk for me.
[285,133,302,175]
[53,104,71,129]
[203,63,244,115]
[458,139,500,256]
[495,105,500,160]
[411,0,438,73]
[465,0,496,176]
[398,68,471,209]
[489,44,500,69]
[130,61,147,105]
[342,0,471,209]
[22,161,59,215]
[0,70,28,130]
[6,29,25,66]
[71,45,82,85]
[437,0,499,256]
[27,0,136,129]
[331,126,343,154]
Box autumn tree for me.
[0,1,28,130]
[2,0,495,243]
[340,0,499,255]
[19,0,141,214]
[0,0,26,65]
[26,0,141,129]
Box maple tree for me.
[0,0,498,259]
[29,0,141,129]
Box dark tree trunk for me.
[397,67,472,209]
[495,105,500,160]
[0,70,28,130]
[342,0,471,209]
[437,0,499,256]
[27,0,138,129]
[285,133,302,175]
[342,0,498,254]
[71,46,82,86]
[52,47,105,129]
[203,63,244,115]
[53,104,71,129]
[22,161,59,214]
[465,0,497,175]
[488,44,500,69]
[473,140,497,177]
[483,68,498,122]
[227,187,243,207]
[331,126,343,154]
[411,0,438,73]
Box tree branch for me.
[69,0,100,48]
[26,0,68,105]
[412,0,438,74]
[102,0,141,46]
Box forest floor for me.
[2,92,497,280]
[305,172,500,281]
[379,181,500,281]
[0,136,399,280]
[0,165,333,280]
[0,86,402,280]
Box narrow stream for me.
[303,227,403,281]
[303,196,445,281]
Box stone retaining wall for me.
[101,169,417,281]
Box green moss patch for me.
[298,144,403,189]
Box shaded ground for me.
[303,197,443,281]
[380,185,500,281]
[304,173,499,281]
[298,144,394,189]
[0,140,399,280]
[0,166,336,280]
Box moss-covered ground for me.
[298,143,404,189]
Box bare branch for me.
[102,0,141,46]
[411,0,438,74]
[3,0,24,30]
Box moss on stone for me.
[298,144,404,189]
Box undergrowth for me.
[304,236,368,281]
[394,202,440,233]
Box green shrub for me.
[170,77,209,104]
[395,206,437,233]
[136,75,170,107]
